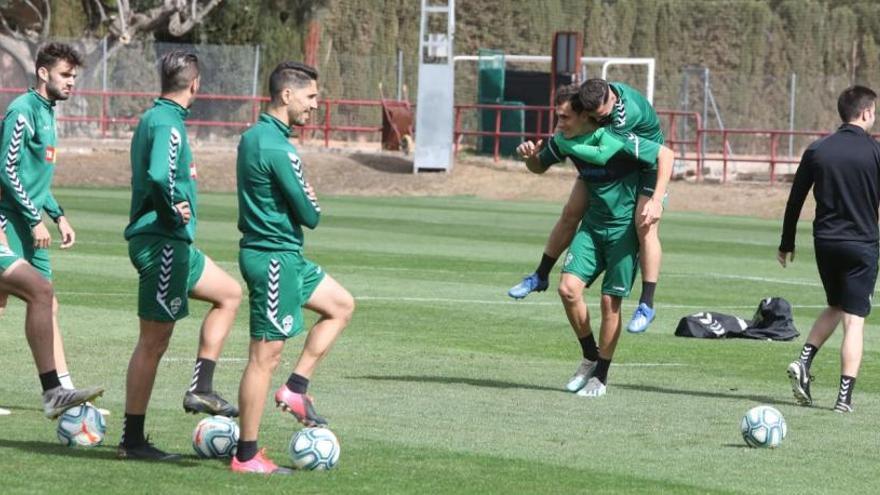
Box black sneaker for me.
[117,439,181,461]
[183,390,239,417]
[786,360,812,406]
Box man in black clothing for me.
[778,85,880,413]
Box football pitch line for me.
[55,290,829,310]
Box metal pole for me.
[397,49,403,101]
[101,37,108,137]
[702,67,709,169]
[252,45,261,123]
[788,72,796,161]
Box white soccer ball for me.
[741,405,787,448]
[57,404,106,447]
[289,427,340,470]
[192,415,239,458]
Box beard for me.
[46,83,70,101]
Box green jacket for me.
[0,89,65,226]
[237,113,321,252]
[124,98,197,242]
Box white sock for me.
[58,373,74,389]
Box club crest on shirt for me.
[45,146,56,163]
[282,314,294,333]
[190,163,198,179]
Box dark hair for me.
[269,62,319,101]
[578,78,610,112]
[35,43,83,74]
[160,50,200,94]
[837,85,877,122]
[555,84,585,113]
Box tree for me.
[0,0,223,78]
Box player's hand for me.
[640,197,663,227]
[32,221,51,248]
[305,183,318,203]
[174,201,191,224]
[516,140,542,160]
[56,216,76,249]
[777,250,794,267]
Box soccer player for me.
[231,62,354,474]
[0,42,95,397]
[779,85,880,413]
[0,226,103,418]
[516,85,672,396]
[119,50,242,460]
[509,78,667,334]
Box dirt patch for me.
[55,138,812,220]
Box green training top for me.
[0,89,65,226]
[237,113,321,252]
[539,131,656,229]
[124,98,197,242]
[554,127,663,166]
[601,82,664,145]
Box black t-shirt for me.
[780,124,880,251]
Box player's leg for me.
[277,272,354,426]
[627,190,661,333]
[184,252,242,416]
[117,319,180,460]
[231,338,292,474]
[118,237,190,460]
[787,238,848,406]
[579,225,637,397]
[830,241,876,413]
[558,229,602,392]
[0,259,102,417]
[787,306,840,406]
[834,312,863,413]
[509,179,587,299]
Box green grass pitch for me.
[1,188,878,494]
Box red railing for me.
[0,88,385,145]
[3,87,872,183]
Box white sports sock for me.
[58,373,74,389]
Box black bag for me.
[674,312,749,339]
[675,297,799,341]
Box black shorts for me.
[814,239,879,317]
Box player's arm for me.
[146,125,188,228]
[639,144,673,227]
[43,192,75,248]
[43,192,65,222]
[516,139,547,173]
[519,135,567,174]
[270,150,321,229]
[778,149,815,266]
[555,128,625,166]
[0,111,43,227]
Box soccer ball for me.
[192,415,239,458]
[289,427,340,470]
[741,405,787,448]
[57,404,106,447]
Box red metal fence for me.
[2,87,866,183]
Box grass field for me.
[1,187,878,494]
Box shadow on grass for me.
[0,439,200,467]
[352,374,562,393]
[722,443,752,449]
[615,383,795,406]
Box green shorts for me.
[562,224,639,297]
[239,248,325,341]
[0,242,21,273]
[639,169,671,204]
[0,212,51,279]
[128,235,206,322]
